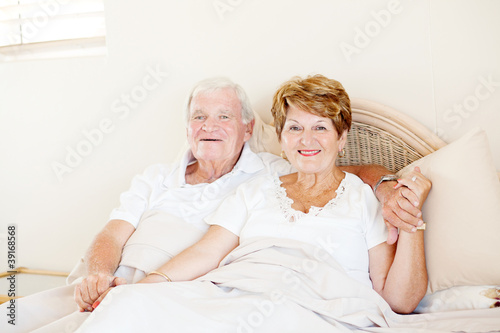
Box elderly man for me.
[0,77,427,333]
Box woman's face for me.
[280,104,346,176]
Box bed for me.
[249,97,500,331]
[339,98,500,315]
[2,97,500,332]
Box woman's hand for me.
[378,167,431,244]
[394,166,431,211]
[74,273,127,312]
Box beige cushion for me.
[247,111,281,156]
[398,128,500,293]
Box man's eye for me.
[193,115,205,120]
[220,115,229,119]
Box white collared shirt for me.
[109,143,293,232]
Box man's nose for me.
[202,117,218,131]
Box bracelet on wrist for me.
[147,270,172,282]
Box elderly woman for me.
[1,77,426,333]
[77,75,429,332]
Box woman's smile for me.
[298,150,321,156]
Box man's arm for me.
[74,219,135,312]
[340,164,429,244]
[90,225,239,308]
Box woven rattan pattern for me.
[336,122,424,174]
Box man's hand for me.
[74,273,127,312]
[377,167,431,244]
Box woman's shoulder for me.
[343,171,364,186]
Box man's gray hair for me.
[184,77,254,126]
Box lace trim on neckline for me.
[274,175,347,223]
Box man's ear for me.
[243,119,255,142]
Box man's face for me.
[187,88,253,163]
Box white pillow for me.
[415,285,499,313]
[398,128,500,293]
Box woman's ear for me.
[339,130,348,151]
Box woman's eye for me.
[289,126,301,131]
[316,126,327,131]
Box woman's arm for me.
[139,225,239,283]
[368,230,427,314]
[367,168,430,313]
[90,225,238,308]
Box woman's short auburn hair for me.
[271,74,352,140]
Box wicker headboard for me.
[337,98,447,174]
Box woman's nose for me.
[300,130,314,145]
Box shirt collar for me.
[170,142,265,187]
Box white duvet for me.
[76,237,500,333]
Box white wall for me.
[0,0,499,273]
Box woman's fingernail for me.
[418,220,423,227]
[92,301,100,309]
[411,226,417,232]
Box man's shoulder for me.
[255,151,292,175]
[256,151,282,163]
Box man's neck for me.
[185,149,243,185]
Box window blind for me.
[0,0,106,61]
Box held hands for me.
[74,273,127,312]
[378,167,431,245]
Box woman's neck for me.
[280,168,345,213]
[291,168,344,193]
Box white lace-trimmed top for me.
[274,176,346,223]
[207,172,387,287]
